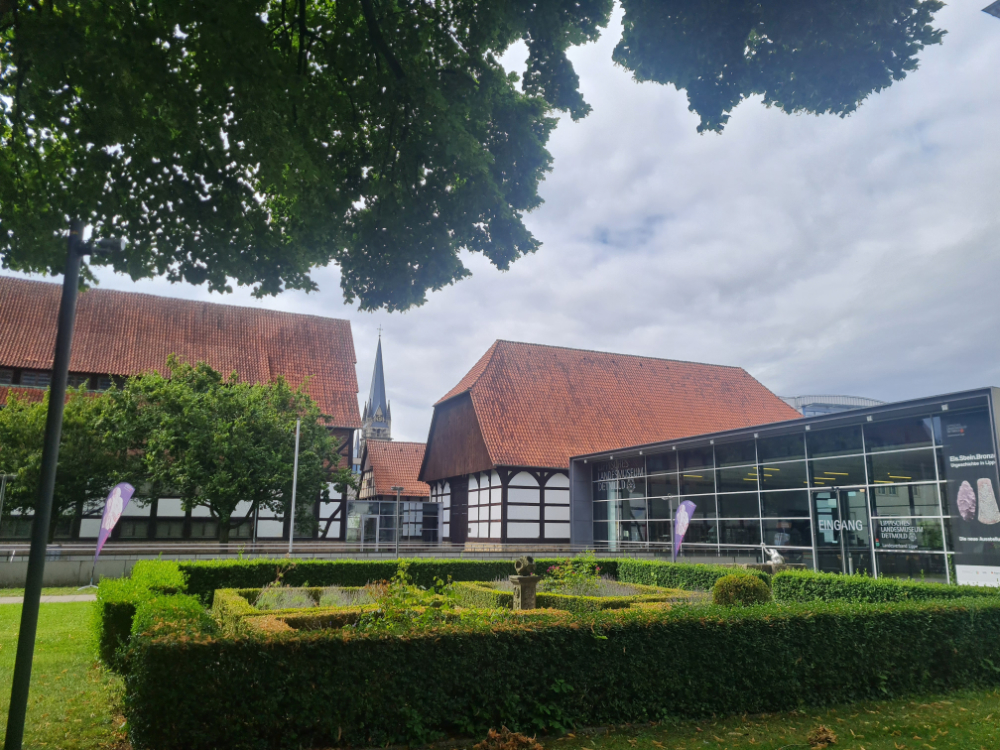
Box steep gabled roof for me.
[429,340,801,471]
[0,276,361,428]
[364,441,430,497]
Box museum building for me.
[419,340,800,547]
[0,276,362,542]
[569,387,1000,586]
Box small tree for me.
[111,356,352,543]
[0,389,127,540]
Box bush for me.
[123,597,1000,750]
[772,570,1000,604]
[617,558,770,591]
[713,574,772,606]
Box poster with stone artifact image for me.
[939,406,1000,572]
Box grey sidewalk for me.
[0,594,96,604]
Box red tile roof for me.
[434,340,801,469]
[365,441,430,497]
[0,276,361,428]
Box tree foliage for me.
[0,0,610,310]
[0,388,127,539]
[0,0,944,310]
[110,355,352,542]
[614,0,945,133]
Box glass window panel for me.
[873,517,945,552]
[593,477,646,500]
[680,470,714,495]
[875,552,947,582]
[617,520,647,544]
[685,496,717,519]
[604,499,647,521]
[648,498,672,519]
[593,501,608,522]
[649,521,672,545]
[118,520,148,539]
[380,502,398,515]
[870,483,941,517]
[0,368,12,385]
[719,519,761,546]
[716,466,759,493]
[759,461,808,490]
[761,490,810,518]
[717,493,759,518]
[648,474,678,498]
[757,433,806,462]
[593,521,608,543]
[807,425,863,458]
[715,440,756,467]
[154,521,185,539]
[680,520,717,544]
[646,451,677,473]
[809,455,867,487]
[763,519,811,548]
[679,446,714,470]
[867,449,937,485]
[864,416,933,453]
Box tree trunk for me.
[218,513,231,544]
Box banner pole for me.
[288,419,301,556]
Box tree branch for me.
[359,0,405,82]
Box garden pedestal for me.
[509,575,541,610]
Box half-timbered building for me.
[0,276,361,542]
[419,340,801,549]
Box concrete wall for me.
[0,559,137,588]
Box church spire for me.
[360,333,391,455]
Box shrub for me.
[124,597,1000,750]
[772,569,1000,603]
[617,558,770,591]
[713,574,772,606]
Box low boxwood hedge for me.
[772,570,1000,603]
[617,558,771,590]
[123,596,1000,750]
[453,581,686,613]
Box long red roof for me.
[434,340,801,469]
[365,441,430,497]
[0,276,361,428]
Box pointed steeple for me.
[360,333,391,457]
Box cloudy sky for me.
[10,2,1000,443]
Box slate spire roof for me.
[0,276,361,427]
[424,340,802,476]
[362,335,391,427]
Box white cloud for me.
[10,2,1000,443]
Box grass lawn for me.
[0,588,94,598]
[549,691,1000,750]
[0,602,124,749]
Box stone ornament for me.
[510,556,540,610]
[957,480,977,522]
[514,556,535,576]
[978,478,1000,525]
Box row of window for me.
[594,484,948,520]
[0,368,114,390]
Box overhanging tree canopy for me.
[0,0,943,311]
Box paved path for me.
[0,594,96,604]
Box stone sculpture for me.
[957,480,977,521]
[509,555,540,610]
[978,478,1000,525]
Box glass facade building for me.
[569,388,1000,584]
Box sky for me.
[8,2,1000,443]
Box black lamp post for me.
[4,221,124,750]
[392,486,404,557]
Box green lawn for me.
[1,602,1000,750]
[0,602,124,749]
[549,691,1000,750]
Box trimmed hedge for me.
[713,574,772,606]
[617,558,770,590]
[176,558,601,603]
[773,569,1000,603]
[453,581,687,613]
[124,596,1000,750]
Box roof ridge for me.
[433,340,502,405]
[0,275,351,326]
[492,339,746,371]
[371,440,426,448]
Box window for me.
[757,433,806,462]
[864,416,933,453]
[20,370,51,388]
[714,440,756,467]
[0,368,12,385]
[807,425,863,458]
[717,493,759,518]
[96,376,113,391]
[67,373,90,388]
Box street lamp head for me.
[83,237,126,256]
[391,486,404,493]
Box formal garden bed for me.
[93,555,1000,750]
